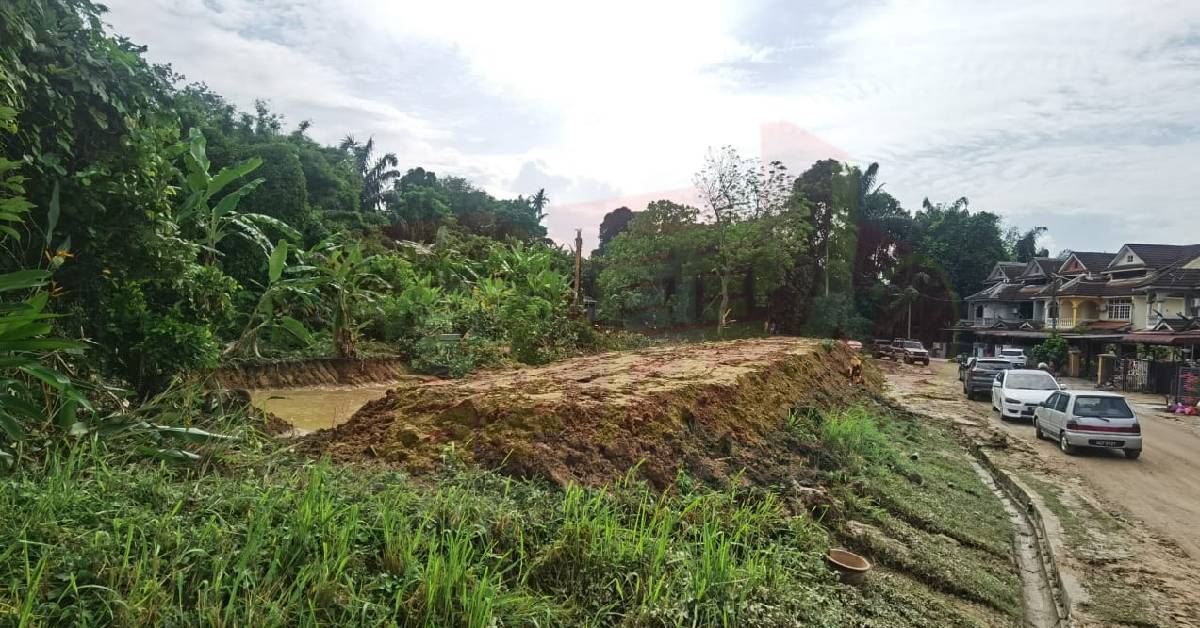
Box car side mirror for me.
[1059,384,1068,390]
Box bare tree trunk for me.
[718,271,731,337]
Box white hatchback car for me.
[1033,390,1142,459]
[990,369,1062,421]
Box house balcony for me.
[1046,316,1077,329]
[968,316,1039,328]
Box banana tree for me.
[226,240,318,358]
[310,240,387,359]
[175,128,299,265]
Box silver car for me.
[1033,390,1142,459]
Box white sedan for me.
[990,369,1063,421]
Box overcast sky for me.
[103,0,1200,254]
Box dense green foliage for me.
[0,0,585,399]
[594,152,1020,341]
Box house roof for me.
[1047,275,1141,298]
[1133,254,1200,290]
[1107,243,1200,271]
[1059,251,1115,275]
[984,261,1027,284]
[1015,257,1062,281]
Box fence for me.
[1178,367,1200,406]
[1114,359,1183,396]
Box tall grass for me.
[0,442,845,627]
[0,405,1020,626]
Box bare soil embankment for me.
[210,357,414,389]
[306,338,879,487]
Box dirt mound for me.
[305,338,880,488]
[210,357,413,390]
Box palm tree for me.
[530,188,549,220]
[891,269,931,339]
[339,136,401,211]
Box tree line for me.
[590,150,1049,341]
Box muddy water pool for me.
[250,384,393,432]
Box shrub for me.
[410,335,506,378]
[1031,332,1069,367]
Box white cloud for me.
[101,0,1200,253]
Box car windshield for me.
[902,341,923,349]
[1073,396,1135,419]
[1005,373,1057,390]
[974,361,1009,371]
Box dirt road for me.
[955,363,1200,560]
[886,359,1200,625]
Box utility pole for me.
[573,228,582,307]
[907,300,913,339]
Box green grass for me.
[0,403,1021,627]
[788,405,1022,619]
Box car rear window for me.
[1006,373,1057,390]
[1073,396,1134,419]
[974,360,1009,371]
[1000,349,1023,356]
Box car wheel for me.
[1059,433,1076,456]
[1125,449,1141,460]
[1034,419,1045,440]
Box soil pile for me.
[306,338,880,488]
[210,357,415,389]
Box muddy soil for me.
[304,338,878,488]
[883,358,1200,627]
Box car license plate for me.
[1089,439,1123,447]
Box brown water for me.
[250,384,393,433]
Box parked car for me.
[842,339,863,352]
[1033,391,1142,459]
[963,358,1012,400]
[998,347,1028,368]
[957,355,976,381]
[890,339,930,365]
[870,339,892,358]
[990,369,1063,421]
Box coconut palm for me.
[339,136,401,211]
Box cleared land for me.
[306,338,873,487]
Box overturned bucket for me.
[827,548,872,585]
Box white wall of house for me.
[971,302,1023,322]
[1132,295,1151,330]
[1134,294,1188,329]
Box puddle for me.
[250,384,394,432]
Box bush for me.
[410,335,506,378]
[1031,332,1069,367]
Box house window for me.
[1108,298,1131,321]
[1048,302,1059,319]
[975,305,984,318]
[1126,254,1134,263]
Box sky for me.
[102,0,1200,255]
